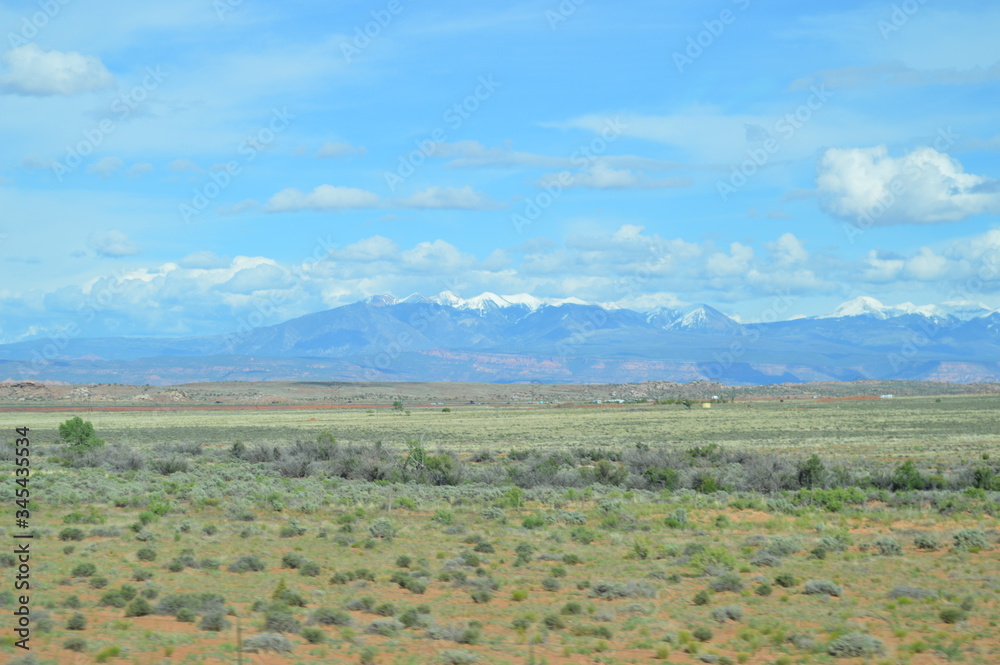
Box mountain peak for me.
[822,296,890,320]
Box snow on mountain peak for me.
[822,296,891,319]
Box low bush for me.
[804,579,842,597]
[243,632,294,654]
[827,632,883,657]
[711,605,744,622]
[952,529,989,552]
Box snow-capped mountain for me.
[667,304,743,334]
[2,291,1000,385]
[820,296,996,321]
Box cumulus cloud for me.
[0,45,114,96]
[398,185,501,210]
[264,185,381,212]
[89,231,141,258]
[765,233,808,265]
[129,162,154,176]
[816,145,1000,225]
[217,263,291,293]
[87,156,124,178]
[316,141,366,158]
[706,242,754,277]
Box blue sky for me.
[2,0,1000,341]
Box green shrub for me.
[59,528,85,542]
[125,597,153,617]
[543,614,565,630]
[66,613,86,630]
[265,611,301,633]
[228,555,266,572]
[873,536,902,556]
[136,547,157,562]
[198,611,231,632]
[952,529,989,552]
[541,577,561,591]
[63,636,87,651]
[693,590,711,605]
[774,572,797,588]
[913,532,940,551]
[803,579,842,597]
[176,607,197,622]
[243,632,295,653]
[312,607,352,626]
[940,608,967,624]
[369,518,396,539]
[827,632,883,657]
[71,563,97,577]
[709,573,744,593]
[693,626,714,642]
[561,601,583,615]
[301,626,325,643]
[95,646,121,663]
[754,583,772,596]
[711,605,744,622]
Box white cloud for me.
[536,163,693,190]
[789,62,1000,91]
[87,156,125,179]
[0,45,114,96]
[399,185,501,210]
[264,185,381,212]
[218,199,259,215]
[904,247,948,280]
[860,250,904,283]
[400,240,475,272]
[89,231,141,258]
[765,233,808,265]
[706,242,754,277]
[316,141,367,158]
[129,163,154,176]
[179,251,231,269]
[218,264,291,293]
[169,159,201,173]
[816,145,1000,225]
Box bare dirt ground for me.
[1,378,997,409]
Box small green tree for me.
[58,416,105,452]
[891,460,925,491]
[797,454,826,489]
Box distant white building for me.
[880,394,894,399]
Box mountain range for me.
[3,293,999,386]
